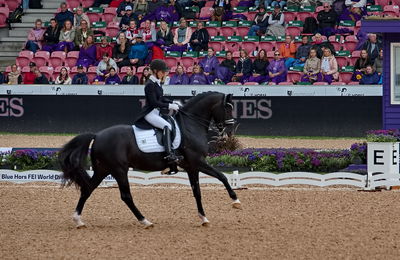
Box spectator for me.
[271,0,286,9]
[24,62,37,84]
[133,0,149,15]
[148,0,163,14]
[199,47,219,83]
[267,51,287,84]
[0,71,5,84]
[140,20,157,48]
[352,49,372,81]
[360,65,380,85]
[42,19,61,53]
[301,48,321,83]
[311,33,335,59]
[25,19,45,53]
[55,2,74,28]
[373,49,383,76]
[320,48,338,84]
[55,67,72,84]
[234,49,253,83]
[248,49,269,84]
[72,65,89,84]
[169,64,189,85]
[129,35,149,67]
[117,0,134,17]
[121,66,139,84]
[156,21,174,48]
[125,20,140,43]
[294,36,312,67]
[247,5,269,37]
[73,6,90,28]
[97,36,113,61]
[190,22,209,52]
[339,0,366,22]
[7,64,23,85]
[74,20,93,50]
[317,3,338,37]
[119,6,139,30]
[143,2,180,28]
[76,35,97,68]
[33,69,49,84]
[95,53,118,81]
[113,32,132,68]
[166,18,192,52]
[189,64,210,85]
[216,51,236,83]
[279,35,296,69]
[55,20,75,52]
[362,33,382,63]
[105,67,121,85]
[213,0,231,11]
[139,66,151,84]
[266,6,285,37]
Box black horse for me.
[59,92,241,228]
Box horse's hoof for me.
[144,223,154,229]
[232,199,242,210]
[76,224,87,229]
[140,219,154,229]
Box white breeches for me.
[144,108,172,130]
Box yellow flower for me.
[356,74,362,80]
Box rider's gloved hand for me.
[168,103,180,111]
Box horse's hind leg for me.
[113,168,153,228]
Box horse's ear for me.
[224,94,233,108]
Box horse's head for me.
[211,93,236,137]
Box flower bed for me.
[0,150,59,170]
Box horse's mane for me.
[182,91,222,110]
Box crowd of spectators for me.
[3,0,385,85]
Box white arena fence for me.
[0,169,398,190]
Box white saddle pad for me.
[132,119,181,153]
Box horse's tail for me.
[58,133,96,190]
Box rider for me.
[136,59,183,166]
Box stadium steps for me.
[22,15,54,23]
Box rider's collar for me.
[150,75,162,86]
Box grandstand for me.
[0,0,393,85]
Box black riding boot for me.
[163,126,182,164]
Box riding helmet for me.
[150,59,169,72]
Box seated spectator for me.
[169,64,190,85]
[373,49,383,76]
[125,20,140,44]
[97,36,113,61]
[311,33,335,59]
[7,64,22,85]
[74,20,93,50]
[143,1,180,24]
[76,35,97,68]
[24,62,37,84]
[72,65,88,84]
[33,69,49,84]
[156,21,174,49]
[294,36,312,67]
[271,0,286,8]
[317,3,338,37]
[216,51,236,83]
[25,19,45,53]
[234,49,253,83]
[213,0,231,10]
[190,22,209,52]
[95,53,118,81]
[189,65,210,85]
[119,6,139,30]
[42,19,61,53]
[73,6,90,29]
[117,0,134,17]
[320,48,338,84]
[362,33,382,63]
[55,2,74,28]
[148,0,163,14]
[129,35,149,67]
[113,32,132,68]
[266,6,285,37]
[134,0,149,15]
[139,66,151,84]
[105,67,121,85]
[199,47,219,83]
[267,51,287,84]
[55,67,72,84]
[247,5,269,37]
[0,71,5,84]
[248,49,269,84]
[165,18,192,52]
[339,0,366,22]
[360,65,380,85]
[140,20,157,48]
[121,66,139,84]
[279,35,296,69]
[301,48,321,83]
[55,20,75,52]
[352,49,372,81]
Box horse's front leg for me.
[186,169,209,226]
[198,160,241,209]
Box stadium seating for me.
[33,51,50,68]
[16,51,34,68]
[65,51,79,68]
[39,66,54,80]
[49,51,67,68]
[0,6,8,27]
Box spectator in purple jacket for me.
[170,65,190,85]
[189,65,210,85]
[199,47,219,83]
[76,35,97,68]
[105,67,121,85]
[267,51,287,84]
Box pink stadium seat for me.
[4,0,17,12]
[49,51,66,68]
[205,1,213,7]
[227,82,241,85]
[392,0,400,5]
[22,66,30,73]
[287,71,302,83]
[232,51,240,63]
[348,81,360,85]
[329,35,344,51]
[236,27,249,37]
[336,56,348,68]
[65,51,80,68]
[5,65,11,73]
[39,66,54,80]
[331,81,346,85]
[164,57,178,68]
[286,26,302,36]
[259,42,275,52]
[344,35,358,52]
[241,42,258,55]
[209,41,222,52]
[106,22,120,37]
[244,82,259,85]
[376,0,390,5]
[245,12,257,21]
[220,27,236,37]
[186,66,193,75]
[350,50,361,66]
[316,6,324,12]
[81,0,95,8]
[16,51,34,68]
[136,66,146,78]
[33,51,50,68]
[284,12,297,23]
[266,51,275,61]
[297,12,313,22]
[0,7,9,27]
[206,27,219,37]
[313,81,329,85]
[119,66,134,78]
[383,5,399,17]
[225,41,242,53]
[180,57,196,68]
[87,12,101,24]
[339,72,353,83]
[86,66,97,83]
[103,8,117,23]
[199,7,213,18]
[70,66,87,78]
[66,0,80,9]
[278,82,293,85]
